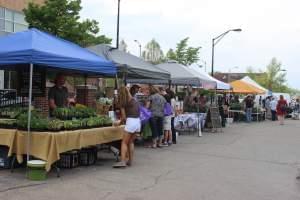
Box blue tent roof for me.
[0,28,116,76]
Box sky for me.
[80,0,300,89]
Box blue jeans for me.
[246,108,252,122]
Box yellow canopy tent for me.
[230,80,265,94]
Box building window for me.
[0,7,4,19]
[4,9,13,21]
[0,20,4,31]
[14,23,27,32]
[0,7,28,34]
[14,12,26,24]
[5,21,13,32]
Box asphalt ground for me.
[1,119,300,200]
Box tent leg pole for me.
[84,75,87,105]
[113,74,119,112]
[27,63,33,163]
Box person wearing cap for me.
[48,74,69,116]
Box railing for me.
[0,89,28,108]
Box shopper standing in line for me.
[265,96,271,119]
[270,97,277,121]
[160,88,175,146]
[276,95,288,125]
[245,95,254,122]
[148,86,166,148]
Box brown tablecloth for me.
[0,126,124,171]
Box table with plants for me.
[0,105,124,171]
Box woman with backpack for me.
[276,95,288,125]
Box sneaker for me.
[168,141,173,146]
[160,142,169,147]
[113,161,127,168]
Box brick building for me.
[214,72,264,83]
[0,0,44,36]
[0,0,44,89]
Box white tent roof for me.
[241,76,268,92]
[188,65,231,90]
[156,61,216,89]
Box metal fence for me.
[0,89,28,108]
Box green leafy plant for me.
[17,112,49,131]
[229,103,242,110]
[48,119,64,131]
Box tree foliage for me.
[247,58,289,93]
[166,37,201,66]
[142,39,164,64]
[23,0,111,47]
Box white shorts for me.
[163,116,172,131]
[125,118,141,133]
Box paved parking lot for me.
[1,120,300,200]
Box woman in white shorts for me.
[113,86,141,168]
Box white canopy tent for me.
[188,65,231,90]
[156,61,216,89]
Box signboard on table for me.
[209,106,222,131]
[18,65,46,97]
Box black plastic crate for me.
[0,145,16,169]
[57,150,79,169]
[79,146,97,166]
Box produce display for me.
[53,107,96,120]
[229,103,242,110]
[0,119,17,129]
[98,97,113,105]
[0,105,113,131]
[47,116,113,131]
[0,107,27,119]
[17,112,49,131]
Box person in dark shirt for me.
[48,74,68,116]
[245,95,254,122]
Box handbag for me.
[280,104,287,112]
[139,106,152,124]
[164,102,173,116]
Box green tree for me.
[166,37,201,66]
[24,0,111,47]
[263,58,287,92]
[166,49,176,61]
[247,58,289,92]
[142,39,164,64]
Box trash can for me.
[27,160,47,181]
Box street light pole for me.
[134,40,142,57]
[211,28,242,77]
[116,0,121,49]
[211,39,215,76]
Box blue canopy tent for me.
[0,28,116,163]
[0,28,116,75]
